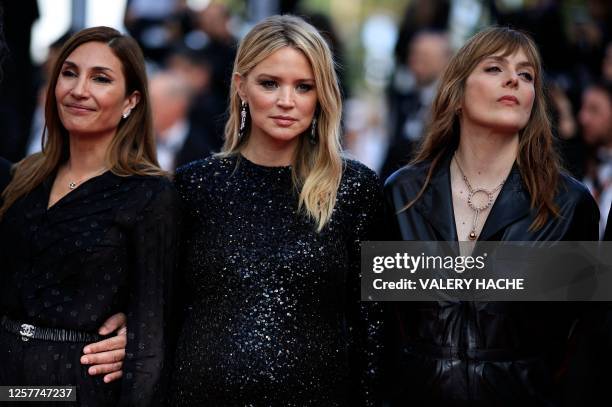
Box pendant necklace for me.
[67,167,108,190]
[454,154,506,241]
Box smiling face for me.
[460,48,536,135]
[55,41,140,140]
[235,46,318,149]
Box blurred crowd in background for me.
[0,0,611,234]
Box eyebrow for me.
[63,60,115,73]
[255,73,314,82]
[484,55,535,70]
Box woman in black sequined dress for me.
[165,15,384,406]
[0,27,180,406]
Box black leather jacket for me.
[382,153,599,406]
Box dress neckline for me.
[46,169,113,211]
[238,153,292,172]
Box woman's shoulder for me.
[174,154,236,185]
[548,171,600,239]
[122,172,174,193]
[556,171,598,212]
[172,154,237,205]
[117,173,179,210]
[338,157,383,211]
[383,160,430,191]
[342,157,380,185]
[557,171,596,204]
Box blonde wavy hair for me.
[0,26,164,219]
[409,26,560,230]
[221,15,343,231]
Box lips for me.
[64,103,96,113]
[498,95,519,105]
[270,115,298,127]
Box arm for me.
[81,171,193,384]
[566,188,600,240]
[119,180,181,406]
[563,188,602,404]
[346,167,386,406]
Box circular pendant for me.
[467,189,493,212]
[468,231,477,240]
[68,182,77,190]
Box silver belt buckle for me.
[19,323,35,342]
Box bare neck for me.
[455,123,519,185]
[65,132,113,175]
[241,132,299,167]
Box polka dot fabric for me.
[0,171,181,406]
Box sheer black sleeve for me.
[118,178,181,406]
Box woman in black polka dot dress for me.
[0,27,180,406]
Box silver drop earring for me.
[239,101,247,139]
[309,116,317,145]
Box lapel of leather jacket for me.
[478,164,531,241]
[415,153,459,242]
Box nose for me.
[276,86,295,108]
[504,72,519,88]
[70,77,89,98]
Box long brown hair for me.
[0,26,163,219]
[408,26,560,230]
[221,15,343,231]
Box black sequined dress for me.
[169,154,383,406]
[0,172,181,406]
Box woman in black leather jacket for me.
[383,27,599,406]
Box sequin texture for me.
[169,154,384,406]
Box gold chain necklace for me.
[453,154,506,241]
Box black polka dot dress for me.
[0,171,181,406]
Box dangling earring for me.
[309,116,317,145]
[122,109,131,119]
[239,100,248,139]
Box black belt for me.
[1,316,103,343]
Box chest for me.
[182,184,355,291]
[450,170,502,242]
[4,200,125,264]
[1,178,135,265]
